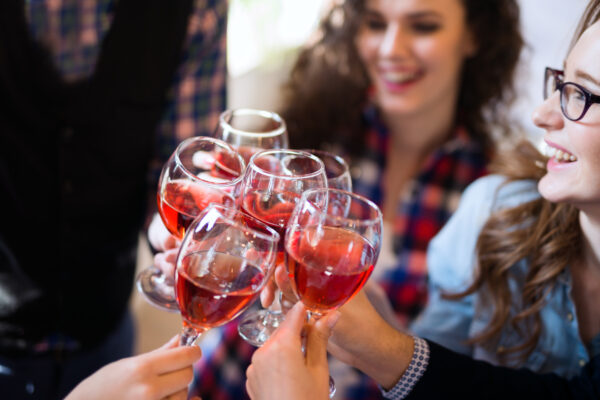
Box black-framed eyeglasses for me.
[544,67,600,121]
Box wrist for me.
[352,323,414,389]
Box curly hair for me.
[448,0,600,362]
[279,0,523,157]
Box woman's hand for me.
[65,336,202,400]
[245,302,339,400]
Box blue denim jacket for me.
[411,175,589,378]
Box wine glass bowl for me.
[157,136,245,237]
[285,188,382,317]
[137,136,246,312]
[176,204,280,346]
[215,108,288,162]
[302,149,352,192]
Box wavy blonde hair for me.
[450,1,600,359]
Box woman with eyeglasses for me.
[407,0,600,379]
[246,1,600,398]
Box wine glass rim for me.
[174,136,246,188]
[301,188,383,226]
[200,204,281,243]
[248,149,326,180]
[301,148,350,172]
[219,108,287,138]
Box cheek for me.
[355,36,379,65]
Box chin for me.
[537,175,569,204]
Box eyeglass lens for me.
[544,70,587,120]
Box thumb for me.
[305,311,340,368]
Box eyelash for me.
[412,22,440,33]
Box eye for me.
[362,14,387,31]
[410,21,441,33]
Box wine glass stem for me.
[180,325,202,346]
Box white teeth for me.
[383,71,417,83]
[541,142,577,163]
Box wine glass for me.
[302,149,352,191]
[237,149,328,346]
[136,137,246,312]
[285,188,383,397]
[215,108,289,162]
[176,204,280,346]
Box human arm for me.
[65,335,202,400]
[330,290,600,399]
[245,302,340,400]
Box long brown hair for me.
[452,0,600,360]
[279,0,523,157]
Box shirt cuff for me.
[380,336,430,400]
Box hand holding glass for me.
[285,188,382,396]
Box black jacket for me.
[407,341,600,399]
[0,0,193,351]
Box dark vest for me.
[0,0,193,351]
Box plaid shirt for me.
[25,0,227,177]
[190,105,490,400]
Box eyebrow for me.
[364,8,442,19]
[575,70,600,87]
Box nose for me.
[532,92,564,132]
[379,24,409,59]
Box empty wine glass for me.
[215,108,289,162]
[285,188,383,397]
[237,149,327,346]
[302,149,352,191]
[176,204,280,346]
[136,137,245,312]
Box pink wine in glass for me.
[241,190,299,250]
[176,251,265,330]
[287,226,376,314]
[242,190,301,279]
[158,179,234,238]
[211,151,243,180]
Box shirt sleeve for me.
[154,0,228,171]
[380,337,430,400]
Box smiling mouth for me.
[380,70,421,85]
[542,143,578,163]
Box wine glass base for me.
[136,266,179,313]
[329,376,336,398]
[238,309,285,347]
